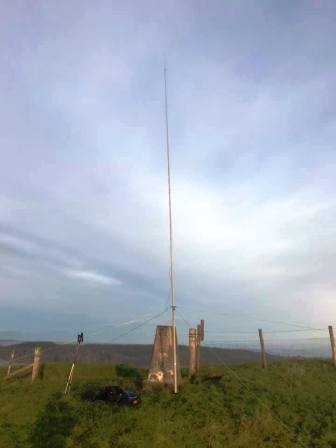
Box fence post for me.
[258,329,267,369]
[189,328,197,377]
[329,325,336,367]
[32,347,41,382]
[200,320,205,342]
[6,349,15,378]
[195,320,205,371]
[196,324,201,371]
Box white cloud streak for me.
[64,270,122,286]
[1,0,336,338]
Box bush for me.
[29,393,77,448]
[115,364,143,388]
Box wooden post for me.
[329,325,336,367]
[6,364,33,380]
[6,349,15,378]
[258,329,267,369]
[32,347,41,382]
[196,324,201,371]
[194,320,205,371]
[200,319,205,342]
[189,328,197,377]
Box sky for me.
[1,0,336,346]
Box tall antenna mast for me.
[164,66,178,394]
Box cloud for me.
[0,0,336,343]
[64,269,122,286]
[0,232,41,256]
[115,317,150,327]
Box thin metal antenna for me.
[164,65,178,394]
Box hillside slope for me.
[1,360,336,447]
[0,342,280,367]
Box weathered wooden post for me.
[200,319,205,341]
[328,325,336,367]
[195,320,205,371]
[258,329,267,369]
[6,349,15,378]
[32,347,41,382]
[189,328,197,377]
[196,324,201,371]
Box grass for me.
[1,360,336,447]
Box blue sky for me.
[1,0,336,344]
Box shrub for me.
[115,364,143,388]
[29,393,77,448]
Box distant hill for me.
[0,341,280,367]
[0,340,19,346]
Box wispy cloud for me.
[1,0,336,340]
[0,232,41,256]
[65,269,122,286]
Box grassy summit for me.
[1,360,336,447]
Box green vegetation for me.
[1,360,336,447]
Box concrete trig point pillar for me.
[32,347,42,382]
[148,325,181,386]
[189,328,197,377]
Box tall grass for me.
[1,360,336,447]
